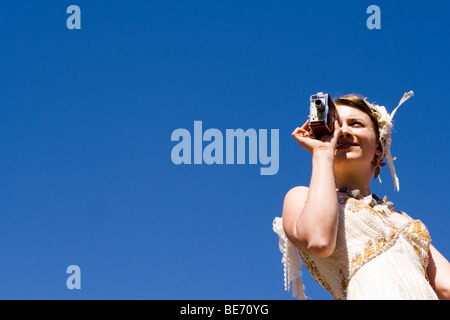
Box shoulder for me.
[283,186,309,206]
[284,186,309,198]
[282,186,309,218]
[282,186,309,237]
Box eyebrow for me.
[338,117,368,123]
[346,118,366,122]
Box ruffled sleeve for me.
[272,217,306,300]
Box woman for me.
[273,92,450,300]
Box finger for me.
[292,127,302,135]
[292,126,309,136]
[300,118,310,130]
[293,131,309,139]
[334,118,341,131]
[330,119,342,143]
[334,119,341,136]
[292,130,315,154]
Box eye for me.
[351,121,365,127]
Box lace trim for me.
[272,217,306,300]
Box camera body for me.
[309,92,337,139]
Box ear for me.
[372,142,383,165]
[376,141,383,154]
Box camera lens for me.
[314,99,324,111]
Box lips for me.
[336,143,358,149]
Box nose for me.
[339,122,353,138]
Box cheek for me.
[360,130,379,152]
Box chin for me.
[334,156,372,171]
[334,153,369,164]
[334,153,362,162]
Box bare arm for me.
[427,245,450,299]
[282,120,340,257]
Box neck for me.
[334,166,374,197]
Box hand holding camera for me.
[292,92,341,156]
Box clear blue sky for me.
[0,0,448,299]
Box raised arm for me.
[282,120,340,257]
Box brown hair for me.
[334,94,380,141]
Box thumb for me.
[330,119,341,144]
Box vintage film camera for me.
[309,92,337,140]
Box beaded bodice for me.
[298,193,436,299]
[273,193,438,300]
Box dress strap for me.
[272,217,306,300]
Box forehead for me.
[335,104,372,121]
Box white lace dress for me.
[273,193,438,300]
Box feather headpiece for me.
[366,90,415,191]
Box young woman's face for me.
[334,105,381,167]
